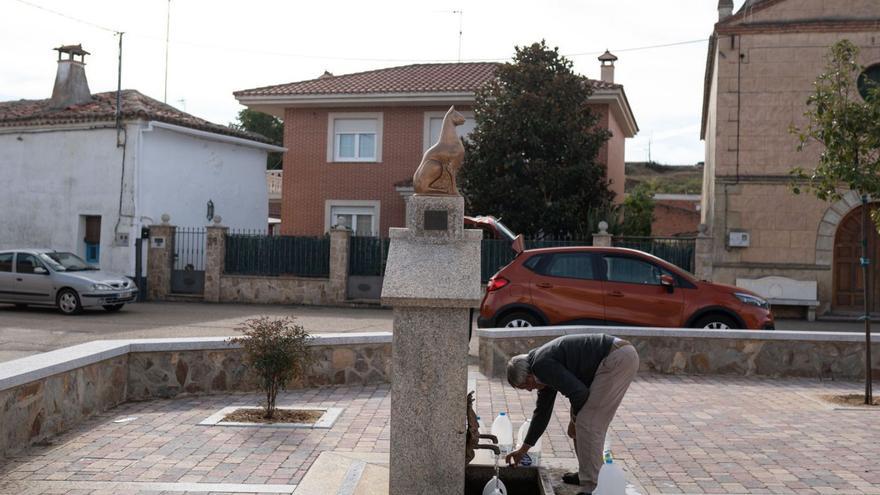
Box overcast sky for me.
[1,0,749,165]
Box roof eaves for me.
[235,91,478,108]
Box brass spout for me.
[474,444,500,455]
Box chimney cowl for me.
[50,44,93,109]
[718,0,734,20]
[598,50,617,84]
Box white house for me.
[0,45,284,276]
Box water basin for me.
[464,465,554,495]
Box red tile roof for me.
[0,90,272,143]
[235,62,620,98]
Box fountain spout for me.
[473,444,501,455]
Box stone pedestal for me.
[381,195,482,495]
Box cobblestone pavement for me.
[1,372,878,494]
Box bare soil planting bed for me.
[822,394,880,407]
[223,408,324,424]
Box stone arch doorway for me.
[833,204,880,312]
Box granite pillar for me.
[328,227,351,303]
[146,223,175,301]
[381,195,482,495]
[204,224,228,303]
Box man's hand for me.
[567,421,577,440]
[505,445,530,466]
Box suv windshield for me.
[39,252,96,272]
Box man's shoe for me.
[562,472,580,485]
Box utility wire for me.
[12,0,708,63]
[12,0,119,33]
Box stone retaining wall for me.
[479,326,880,381]
[0,334,391,458]
[219,275,336,306]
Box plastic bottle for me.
[594,433,626,495]
[481,476,508,495]
[477,416,486,435]
[491,412,513,455]
[515,419,542,466]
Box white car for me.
[0,249,138,315]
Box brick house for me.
[700,0,880,314]
[652,194,701,236]
[234,59,637,237]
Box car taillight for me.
[487,276,510,292]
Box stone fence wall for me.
[479,326,880,381]
[147,224,351,305]
[0,333,391,459]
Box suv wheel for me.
[499,311,539,328]
[694,314,738,329]
[57,289,83,315]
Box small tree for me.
[620,183,655,236]
[460,41,614,239]
[230,109,284,169]
[228,316,313,418]
[791,40,880,404]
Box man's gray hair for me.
[507,354,531,387]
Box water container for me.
[481,475,508,495]
[594,433,625,495]
[491,412,513,454]
[515,419,542,466]
[477,416,486,435]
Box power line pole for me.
[164,0,171,103]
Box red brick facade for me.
[280,103,627,236]
[281,105,474,236]
[652,198,701,237]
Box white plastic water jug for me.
[491,412,513,454]
[477,416,486,435]
[594,434,625,495]
[481,475,508,495]
[515,419,542,465]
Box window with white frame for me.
[330,205,376,236]
[424,111,476,151]
[329,114,382,162]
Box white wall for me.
[0,125,137,275]
[0,122,270,278]
[137,124,269,232]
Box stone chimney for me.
[598,50,618,84]
[718,0,734,20]
[50,44,92,109]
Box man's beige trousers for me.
[570,344,639,492]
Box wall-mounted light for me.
[206,199,215,222]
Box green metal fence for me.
[349,236,391,276]
[225,232,330,277]
[612,236,696,273]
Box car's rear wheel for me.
[694,313,738,330]
[103,304,125,312]
[57,289,83,315]
[499,311,540,328]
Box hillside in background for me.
[625,162,703,195]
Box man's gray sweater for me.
[523,333,614,447]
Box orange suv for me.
[477,246,775,330]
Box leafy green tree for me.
[230,109,284,169]
[620,183,655,236]
[460,41,613,239]
[791,40,880,404]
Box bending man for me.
[504,333,638,495]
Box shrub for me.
[228,316,313,419]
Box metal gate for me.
[171,227,206,294]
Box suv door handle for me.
[16,277,23,282]
[536,282,554,289]
[609,291,624,297]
